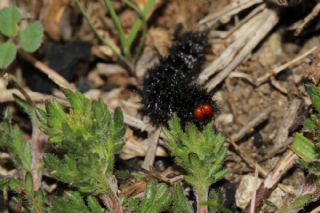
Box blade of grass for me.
[122,0,148,61]
[73,0,130,67]
[122,0,144,16]
[134,22,147,61]
[125,0,155,58]
[103,0,126,52]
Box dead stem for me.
[243,151,297,213]
[99,193,123,213]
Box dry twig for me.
[294,3,320,36]
[264,99,301,158]
[201,9,279,91]
[142,128,161,170]
[19,51,76,91]
[198,0,263,30]
[229,107,273,177]
[256,46,318,85]
[243,151,298,213]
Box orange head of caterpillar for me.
[193,103,214,122]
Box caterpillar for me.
[142,32,218,128]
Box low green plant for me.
[0,90,230,212]
[74,0,155,70]
[279,85,320,212]
[0,6,43,69]
[0,109,45,213]
[129,179,172,213]
[37,90,126,211]
[164,115,229,213]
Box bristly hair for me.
[142,32,218,128]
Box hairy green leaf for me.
[172,184,193,213]
[137,180,172,213]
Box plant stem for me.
[99,193,123,213]
[103,0,126,50]
[195,187,209,213]
[10,78,43,191]
[125,0,155,58]
[122,0,148,60]
[30,119,42,191]
[73,0,131,69]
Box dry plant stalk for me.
[199,8,279,91]
[244,151,298,213]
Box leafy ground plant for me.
[0,89,230,212]
[278,85,320,212]
[164,115,229,213]
[0,6,43,69]
[38,89,126,212]
[74,0,155,70]
[0,109,45,213]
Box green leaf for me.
[13,94,33,115]
[206,198,232,213]
[39,89,126,195]
[0,120,32,171]
[19,21,43,52]
[291,133,318,162]
[306,85,320,113]
[52,192,91,213]
[87,196,102,212]
[311,95,320,113]
[25,172,33,192]
[8,179,23,191]
[306,85,320,97]
[0,41,17,69]
[289,194,312,209]
[113,107,124,130]
[128,198,139,212]
[137,180,171,213]
[172,184,193,213]
[164,116,228,204]
[304,118,316,132]
[0,7,21,37]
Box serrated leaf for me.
[52,192,90,213]
[87,196,102,212]
[8,179,23,191]
[0,7,21,37]
[0,41,17,69]
[113,107,124,130]
[137,180,171,213]
[19,21,43,52]
[0,121,32,171]
[35,108,48,129]
[173,184,193,213]
[25,172,33,192]
[13,94,33,115]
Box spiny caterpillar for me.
[142,32,218,128]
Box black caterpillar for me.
[142,32,218,128]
